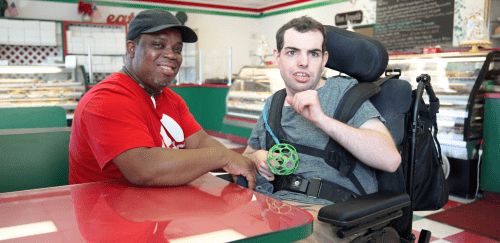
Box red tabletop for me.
[0,173,313,243]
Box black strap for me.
[277,175,359,203]
[333,74,399,123]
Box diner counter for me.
[0,173,313,242]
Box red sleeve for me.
[81,88,157,169]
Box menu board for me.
[375,0,454,51]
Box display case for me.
[225,66,284,122]
[387,52,491,160]
[388,50,500,198]
[0,65,85,119]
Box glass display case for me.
[387,52,492,160]
[225,66,284,122]
[388,50,500,198]
[0,65,85,119]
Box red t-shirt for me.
[69,73,202,184]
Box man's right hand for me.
[222,150,257,190]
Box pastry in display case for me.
[0,65,85,119]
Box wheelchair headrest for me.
[324,25,388,83]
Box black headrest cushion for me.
[324,25,388,83]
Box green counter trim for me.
[234,220,313,243]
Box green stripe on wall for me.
[35,0,347,18]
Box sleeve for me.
[348,99,385,128]
[80,90,156,169]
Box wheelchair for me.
[315,25,437,243]
[219,25,442,243]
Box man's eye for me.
[310,52,319,57]
[174,47,183,53]
[287,51,296,56]
[154,43,164,48]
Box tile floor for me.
[212,136,500,243]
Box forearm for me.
[114,147,227,186]
[315,115,401,172]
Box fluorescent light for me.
[0,221,58,241]
[390,57,486,64]
[169,229,246,243]
[0,66,63,74]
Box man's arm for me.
[112,130,256,189]
[286,90,401,172]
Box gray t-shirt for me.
[247,77,384,205]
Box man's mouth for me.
[159,65,176,76]
[293,72,310,82]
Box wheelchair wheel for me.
[374,227,400,243]
[441,153,450,179]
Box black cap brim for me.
[142,24,198,43]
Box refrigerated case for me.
[0,65,85,119]
[387,51,500,198]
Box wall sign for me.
[335,11,363,26]
[375,0,454,51]
[107,13,135,25]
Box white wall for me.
[8,0,488,75]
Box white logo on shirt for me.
[160,114,185,149]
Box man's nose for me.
[162,48,178,59]
[297,53,309,67]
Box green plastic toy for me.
[267,143,300,175]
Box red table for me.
[0,173,313,242]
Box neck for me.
[121,66,163,98]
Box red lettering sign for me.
[107,12,135,25]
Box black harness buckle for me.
[306,178,322,198]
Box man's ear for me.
[273,49,280,69]
[126,40,136,58]
[322,51,329,68]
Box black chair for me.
[316,26,433,243]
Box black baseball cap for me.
[126,9,198,43]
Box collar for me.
[120,66,163,98]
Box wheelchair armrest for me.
[318,191,410,228]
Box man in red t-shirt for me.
[69,9,256,189]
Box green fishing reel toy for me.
[267,143,300,175]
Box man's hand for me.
[243,147,276,182]
[221,150,257,190]
[253,150,275,181]
[285,90,325,124]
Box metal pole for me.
[198,49,203,85]
[228,46,232,86]
[88,46,93,84]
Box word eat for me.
[107,13,134,25]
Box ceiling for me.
[169,0,302,9]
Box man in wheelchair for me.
[241,16,402,242]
